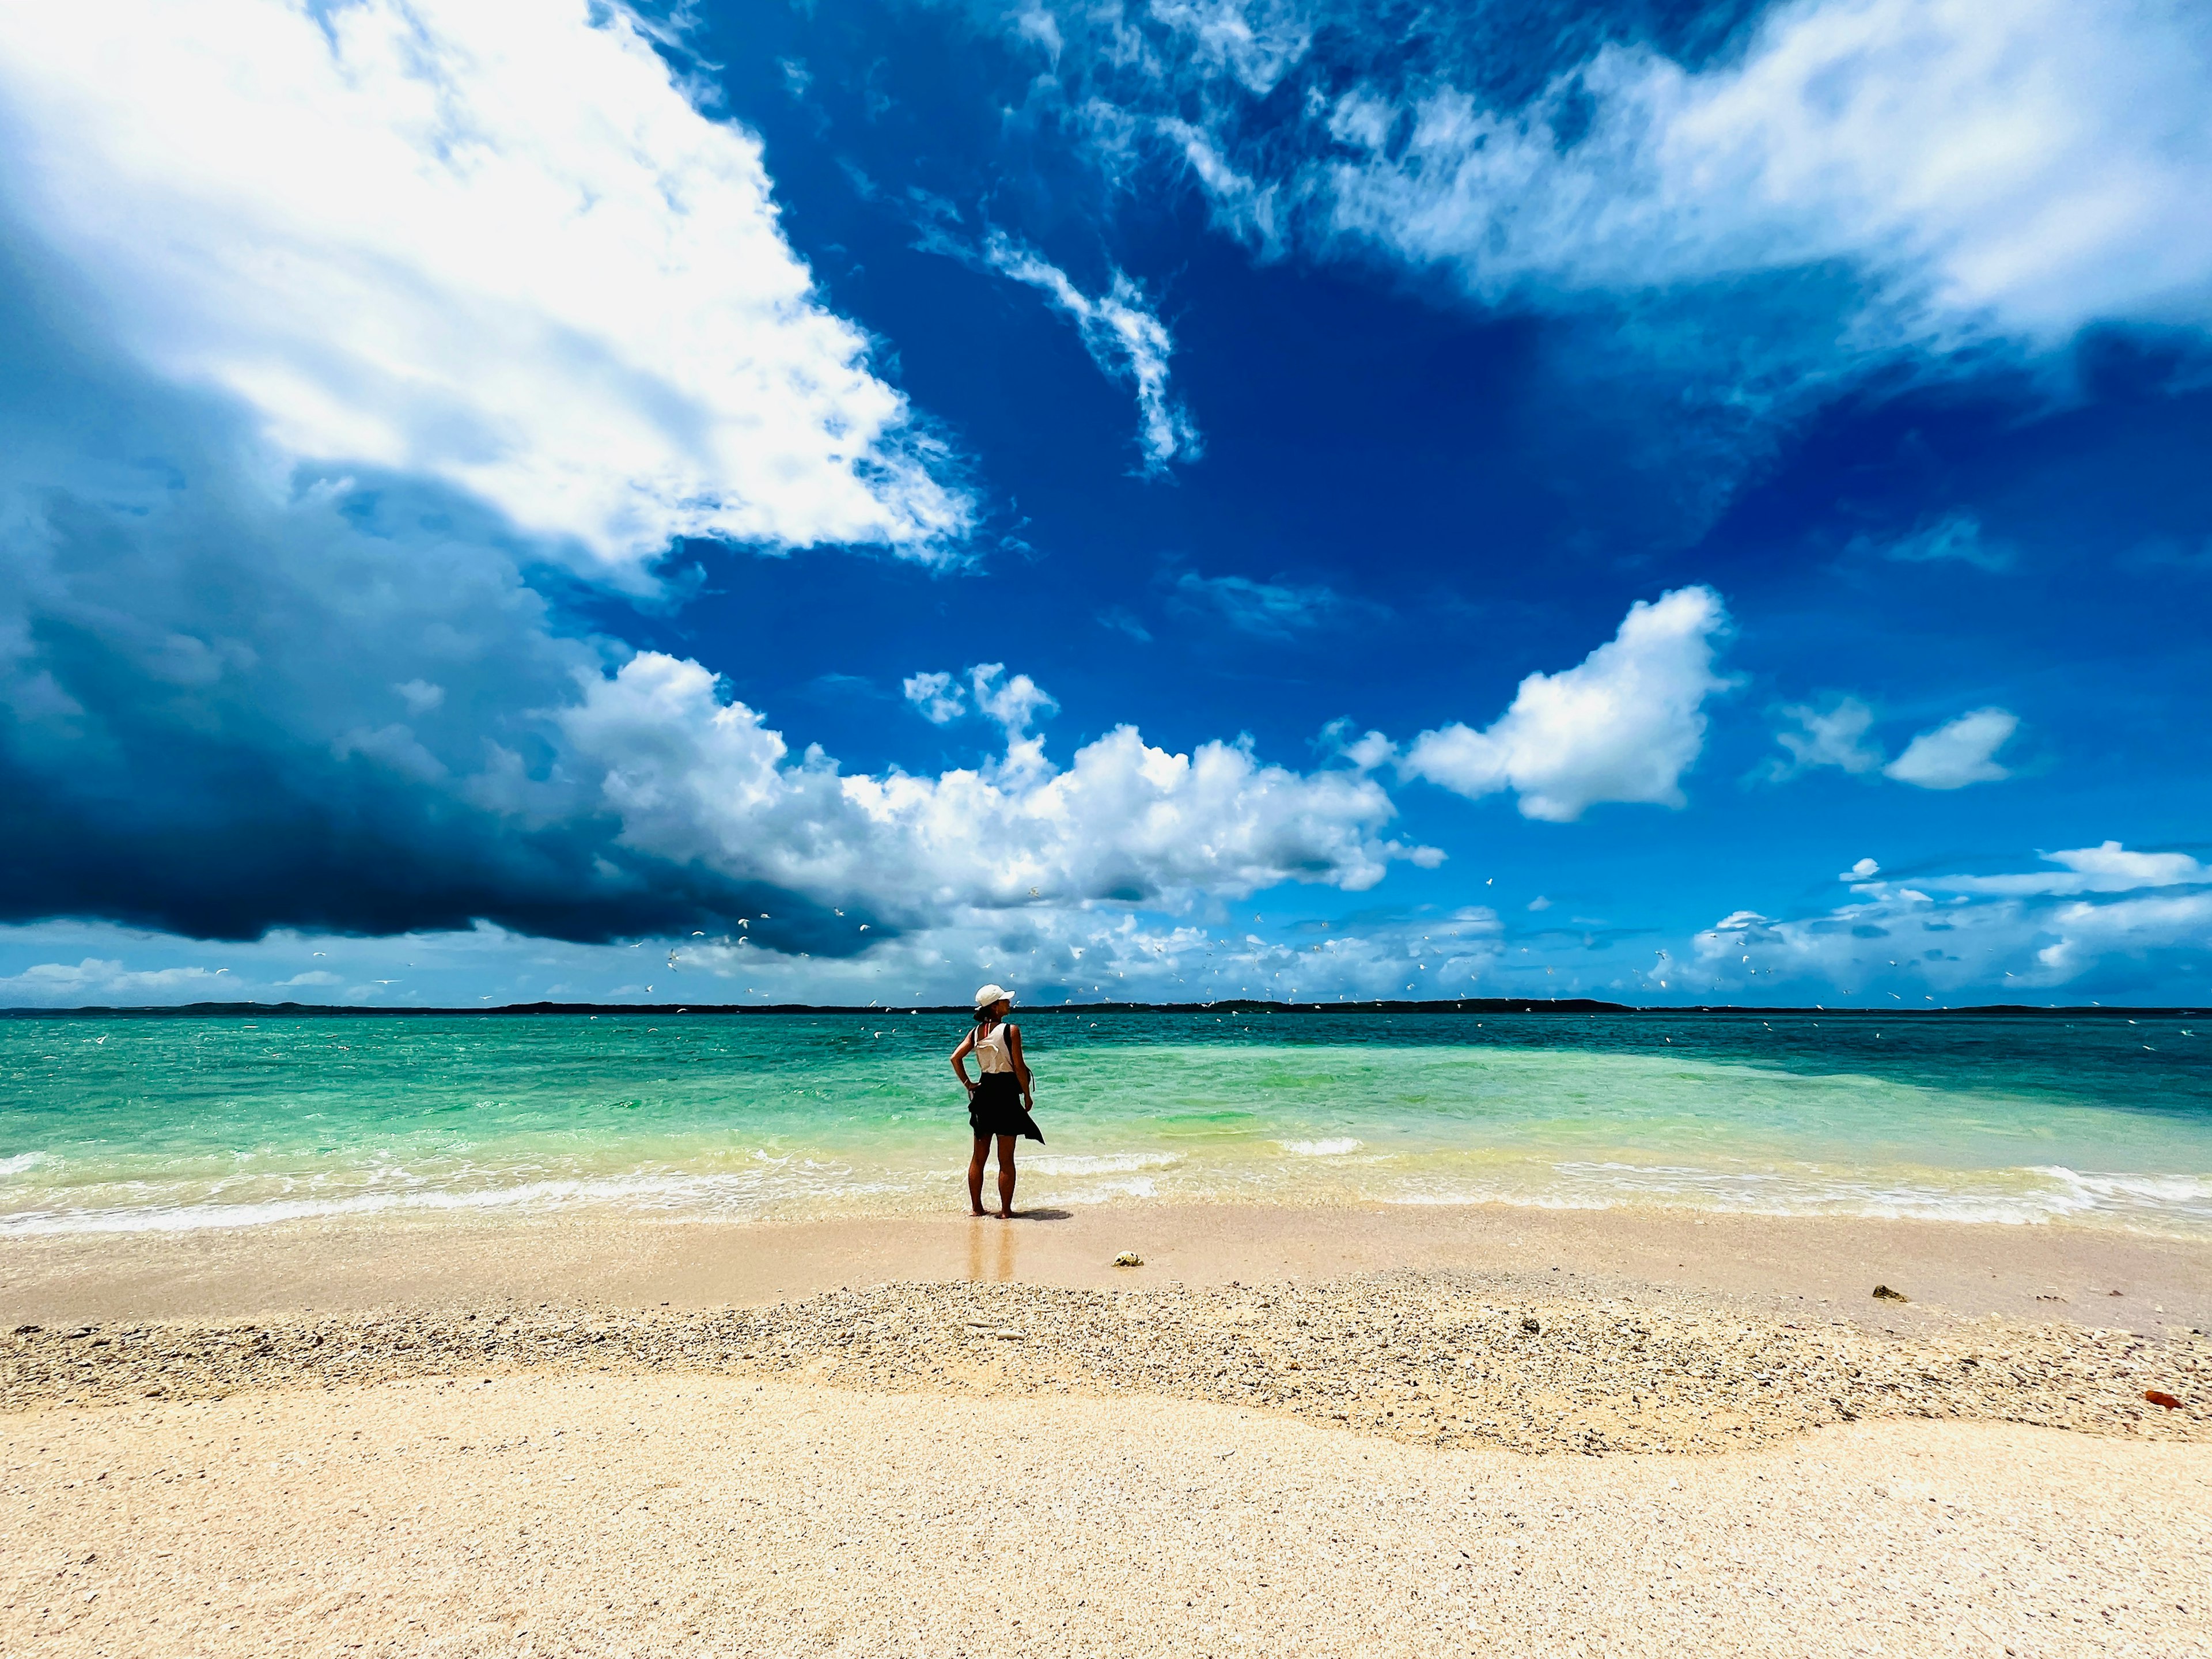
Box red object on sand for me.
[2144,1390,2183,1410]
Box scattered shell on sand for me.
[5,1271,2206,1457]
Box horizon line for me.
[5,998,2207,1020]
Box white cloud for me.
[1043,0,2212,410]
[557,652,1439,917]
[0,958,229,1001]
[1319,721,1396,774]
[981,233,1200,472]
[1399,586,1732,821]
[1918,840,2209,898]
[1883,707,2018,789]
[902,671,967,725]
[901,664,1059,738]
[1167,571,1360,638]
[653,899,1495,1006]
[967,664,1059,739]
[1764,695,1883,780]
[1691,838,2212,995]
[1302,0,2212,350]
[0,0,971,576]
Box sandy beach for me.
[6,1204,2209,1655]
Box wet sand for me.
[5,1200,2209,1334]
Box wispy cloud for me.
[1074,0,2212,353]
[1096,606,1154,643]
[980,233,1201,474]
[1853,512,2014,571]
[1761,695,1884,782]
[1165,570,1365,638]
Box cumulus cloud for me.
[0,0,971,575]
[902,671,967,725]
[901,665,1059,737]
[980,233,1200,472]
[1691,839,2212,996]
[0,96,1437,968]
[560,652,1438,917]
[1762,695,1884,781]
[1883,707,2019,789]
[1399,586,1733,821]
[968,665,1059,740]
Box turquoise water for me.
[2,1010,2209,1236]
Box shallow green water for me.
[2,1010,2209,1235]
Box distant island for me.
[7,998,2207,1018]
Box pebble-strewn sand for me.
[7,1272,2206,1454]
[7,1378,2209,1658]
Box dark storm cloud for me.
[0,242,868,956]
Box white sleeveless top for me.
[974,1021,1014,1074]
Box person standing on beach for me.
[950,983,1041,1217]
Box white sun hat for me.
[974,983,1014,1010]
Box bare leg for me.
[967,1134,991,1216]
[995,1133,1018,1218]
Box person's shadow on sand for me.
[998,1208,1073,1221]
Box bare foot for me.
[970,1207,989,1217]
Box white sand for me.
[8,1375,2208,1657]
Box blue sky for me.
[2,0,2210,1009]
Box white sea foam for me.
[1051,1177,1160,1203]
[1377,1158,2212,1234]
[0,1165,938,1237]
[1279,1138,1362,1157]
[1025,1152,1181,1176]
[0,1152,50,1177]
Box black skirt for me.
[968,1073,1043,1141]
